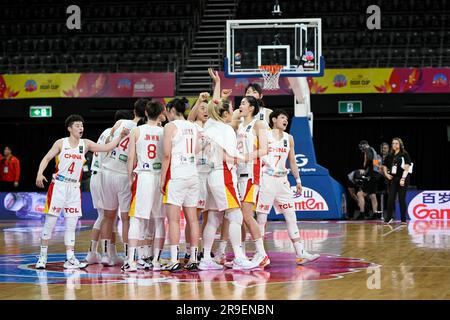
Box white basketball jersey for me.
[54,138,86,184]
[262,131,290,177]
[237,118,261,180]
[135,124,163,173]
[169,120,198,179]
[90,127,111,172]
[102,119,137,174]
[195,122,210,173]
[256,107,268,122]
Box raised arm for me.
[160,123,175,195]
[208,68,221,100]
[288,135,302,195]
[85,127,130,153]
[188,92,210,122]
[36,139,63,188]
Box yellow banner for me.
[308,68,394,94]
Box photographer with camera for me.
[347,169,373,220]
[357,140,381,219]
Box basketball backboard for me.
[225,18,324,78]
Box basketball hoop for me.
[258,65,283,90]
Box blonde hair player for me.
[234,96,270,268]
[84,110,132,265]
[35,114,129,269]
[256,110,320,264]
[198,99,259,270]
[160,98,200,271]
[187,90,212,261]
[123,101,166,272]
[98,99,146,267]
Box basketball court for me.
[1,219,449,300]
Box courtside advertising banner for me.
[408,191,450,221]
[0,72,175,99]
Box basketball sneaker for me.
[85,251,101,265]
[199,259,224,271]
[184,261,199,271]
[251,252,271,268]
[64,257,88,269]
[121,261,138,272]
[100,253,114,267]
[35,255,47,269]
[110,254,124,266]
[137,258,152,270]
[232,257,260,270]
[296,251,320,265]
[183,253,190,264]
[214,253,227,265]
[161,260,182,272]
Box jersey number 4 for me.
[68,162,75,175]
[119,137,130,151]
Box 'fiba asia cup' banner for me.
[0,72,175,99]
[219,68,450,95]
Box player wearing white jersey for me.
[84,110,132,265]
[160,98,200,271]
[234,96,270,268]
[186,91,211,262]
[244,83,273,124]
[35,115,129,270]
[99,99,146,266]
[256,110,320,265]
[122,101,166,272]
[198,99,259,270]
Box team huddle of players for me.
[34,69,320,271]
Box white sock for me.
[108,243,117,256]
[153,248,162,263]
[40,245,48,257]
[137,246,145,259]
[89,240,98,253]
[241,242,246,257]
[101,239,109,254]
[218,240,227,255]
[293,240,305,257]
[128,247,137,263]
[254,238,266,255]
[185,243,190,255]
[143,245,151,258]
[232,244,246,259]
[170,245,179,263]
[190,246,198,262]
[147,245,153,258]
[66,249,75,260]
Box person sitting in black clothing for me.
[383,138,412,224]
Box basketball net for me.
[258,65,283,90]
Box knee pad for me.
[153,218,165,239]
[225,209,243,226]
[41,215,58,240]
[128,217,141,241]
[207,211,223,230]
[93,209,104,230]
[64,216,78,246]
[283,212,300,240]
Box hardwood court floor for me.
[0,219,450,300]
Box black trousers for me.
[386,177,409,222]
